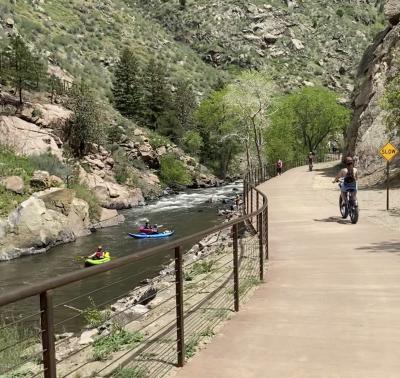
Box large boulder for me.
[0,197,75,260]
[91,208,125,229]
[385,0,400,25]
[0,116,62,158]
[79,168,145,210]
[1,176,24,194]
[0,188,91,260]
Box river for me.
[0,183,241,331]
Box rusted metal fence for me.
[0,155,340,378]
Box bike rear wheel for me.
[339,195,348,218]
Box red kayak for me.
[139,226,157,234]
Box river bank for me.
[4,204,258,378]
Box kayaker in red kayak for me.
[140,221,159,234]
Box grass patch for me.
[0,317,39,375]
[191,260,215,275]
[93,327,143,361]
[185,336,199,359]
[0,146,35,182]
[113,366,148,378]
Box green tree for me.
[2,35,46,104]
[225,71,275,169]
[66,84,105,158]
[383,74,400,138]
[159,154,191,186]
[143,58,170,130]
[273,87,350,153]
[174,80,197,132]
[182,130,203,155]
[196,88,243,178]
[112,48,143,121]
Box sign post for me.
[379,142,399,210]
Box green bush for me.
[29,153,71,180]
[147,130,171,149]
[182,130,203,155]
[82,298,111,328]
[93,328,143,361]
[70,183,101,220]
[159,154,191,187]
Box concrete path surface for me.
[175,163,400,378]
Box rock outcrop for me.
[0,188,90,261]
[345,4,400,182]
[0,116,63,158]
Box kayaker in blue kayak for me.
[88,246,105,260]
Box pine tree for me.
[112,48,143,122]
[174,80,197,131]
[67,84,104,158]
[2,35,45,104]
[143,58,170,130]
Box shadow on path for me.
[356,240,400,255]
[313,216,350,225]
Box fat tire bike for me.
[338,183,359,224]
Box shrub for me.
[82,298,111,328]
[159,154,191,187]
[147,130,170,149]
[29,153,71,180]
[70,183,101,220]
[31,108,43,118]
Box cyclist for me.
[276,159,283,176]
[332,156,358,206]
[308,152,314,171]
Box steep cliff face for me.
[345,1,400,183]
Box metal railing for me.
[0,154,340,377]
[0,168,270,378]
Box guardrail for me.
[0,153,340,378]
[0,170,269,378]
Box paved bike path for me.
[175,164,400,378]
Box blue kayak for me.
[129,230,175,239]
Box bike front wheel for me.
[349,204,359,224]
[339,195,348,218]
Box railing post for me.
[175,246,185,367]
[256,193,260,233]
[232,224,239,312]
[250,187,254,226]
[258,212,264,281]
[265,206,269,260]
[40,291,56,378]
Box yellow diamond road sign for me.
[380,142,399,162]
